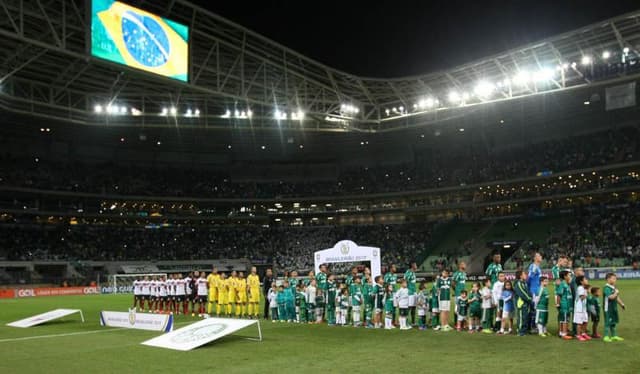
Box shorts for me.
[228,293,237,303]
[175,295,185,302]
[399,308,409,317]
[141,294,150,300]
[604,310,619,326]
[432,307,440,313]
[502,310,513,319]
[535,310,548,325]
[238,295,248,303]
[439,300,450,312]
[558,309,570,323]
[418,308,426,317]
[573,311,588,324]
[457,314,467,322]
[588,312,600,323]
[249,289,261,303]
[218,294,227,305]
[196,295,207,303]
[408,295,416,307]
[470,308,481,319]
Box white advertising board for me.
[100,310,173,332]
[7,309,84,328]
[141,317,261,351]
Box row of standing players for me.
[130,256,626,342]
[131,267,262,318]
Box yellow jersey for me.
[247,274,260,290]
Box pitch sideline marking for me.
[0,320,194,343]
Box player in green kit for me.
[362,273,375,328]
[468,282,482,332]
[555,271,573,339]
[384,264,398,325]
[295,284,307,323]
[452,261,467,317]
[456,290,469,331]
[349,276,363,327]
[373,275,385,328]
[315,265,328,321]
[435,269,452,331]
[587,286,601,338]
[326,274,337,325]
[603,273,626,342]
[289,271,299,294]
[383,284,395,329]
[430,278,440,329]
[535,276,550,337]
[404,262,418,325]
[485,253,502,286]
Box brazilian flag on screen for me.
[91,0,189,82]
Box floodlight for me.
[602,51,610,59]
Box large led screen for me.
[91,0,189,82]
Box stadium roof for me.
[1,0,640,132]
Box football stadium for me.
[1,0,640,372]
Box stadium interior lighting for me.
[448,91,460,103]
[261,145,266,150]
[291,110,305,121]
[602,51,611,59]
[156,141,161,145]
[246,110,252,118]
[274,109,287,120]
[461,92,470,101]
[185,109,193,117]
[299,144,304,149]
[385,108,390,116]
[169,107,177,116]
[234,109,240,117]
[222,109,231,118]
[533,68,555,82]
[571,62,577,69]
[340,103,359,115]
[581,56,592,65]
[94,105,103,113]
[513,71,531,85]
[160,107,168,116]
[623,47,630,54]
[474,81,494,98]
[194,109,200,117]
[119,106,128,114]
[459,128,465,132]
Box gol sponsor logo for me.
[17,289,35,297]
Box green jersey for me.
[349,284,363,306]
[289,277,299,292]
[451,270,467,297]
[338,294,349,309]
[469,291,481,313]
[374,284,385,309]
[551,265,560,281]
[404,270,417,295]
[555,281,572,309]
[316,272,328,290]
[315,293,325,308]
[587,294,600,317]
[384,272,398,290]
[456,297,469,316]
[384,294,394,313]
[362,281,374,305]
[436,277,452,301]
[303,277,312,287]
[327,280,337,306]
[295,291,306,308]
[485,262,502,285]
[536,287,549,311]
[603,284,618,314]
[430,284,439,309]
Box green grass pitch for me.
[1,280,638,373]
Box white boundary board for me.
[100,310,174,332]
[7,309,85,328]
[141,317,262,351]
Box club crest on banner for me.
[314,240,381,280]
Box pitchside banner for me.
[100,310,173,332]
[7,309,84,328]
[141,317,261,351]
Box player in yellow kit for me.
[226,271,238,315]
[236,272,248,317]
[247,266,261,318]
[216,272,228,316]
[206,267,220,315]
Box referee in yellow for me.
[247,266,261,319]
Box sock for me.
[247,303,253,316]
[611,326,617,337]
[385,317,392,328]
[207,301,213,314]
[537,324,544,334]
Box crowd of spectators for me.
[1,126,637,198]
[0,223,433,272]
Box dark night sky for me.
[191,0,640,78]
